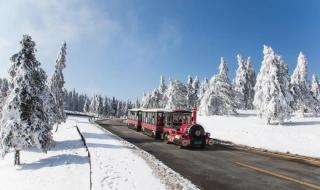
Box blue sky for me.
[0,0,320,100]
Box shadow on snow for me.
[18,154,88,170]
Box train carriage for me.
[127,109,142,131]
[140,109,165,138]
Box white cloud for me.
[0,0,120,77]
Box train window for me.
[151,112,155,124]
[138,111,142,121]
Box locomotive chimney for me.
[192,107,197,124]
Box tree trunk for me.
[54,123,59,132]
[14,150,20,165]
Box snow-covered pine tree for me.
[141,92,152,108]
[199,78,209,101]
[165,80,188,110]
[134,98,141,108]
[97,95,104,116]
[253,46,293,124]
[89,95,98,115]
[199,57,237,115]
[158,75,167,108]
[0,35,53,165]
[234,54,247,109]
[290,52,317,116]
[245,57,256,109]
[186,75,199,109]
[150,89,161,108]
[83,97,90,113]
[192,76,200,107]
[234,55,256,110]
[50,42,67,131]
[311,75,320,101]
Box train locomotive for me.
[127,108,214,148]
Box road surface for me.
[96,119,320,190]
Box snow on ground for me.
[73,116,198,190]
[198,110,320,158]
[0,118,90,190]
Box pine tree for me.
[186,75,199,109]
[141,92,152,108]
[97,95,104,116]
[311,75,320,101]
[234,54,247,109]
[158,75,167,108]
[199,57,237,115]
[89,95,98,114]
[253,46,293,124]
[199,78,209,101]
[234,55,256,110]
[0,35,53,165]
[246,57,256,109]
[165,80,188,110]
[290,52,317,116]
[50,42,67,130]
[83,97,90,113]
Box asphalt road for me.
[96,119,320,190]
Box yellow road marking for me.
[235,162,320,190]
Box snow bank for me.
[198,110,320,158]
[0,118,90,190]
[73,116,198,190]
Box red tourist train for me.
[127,108,214,148]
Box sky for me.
[0,0,319,100]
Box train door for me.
[157,112,164,126]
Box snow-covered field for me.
[198,110,320,158]
[0,118,90,190]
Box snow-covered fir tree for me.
[150,89,161,108]
[50,42,67,128]
[96,95,104,116]
[0,35,53,165]
[89,95,98,114]
[311,74,320,101]
[186,75,199,108]
[234,54,247,109]
[199,57,237,115]
[158,75,167,108]
[234,55,256,110]
[290,52,318,116]
[165,80,188,110]
[141,92,152,108]
[253,46,293,124]
[83,97,90,113]
[199,78,209,101]
[245,57,256,109]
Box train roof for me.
[128,108,191,113]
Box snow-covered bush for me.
[253,46,293,124]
